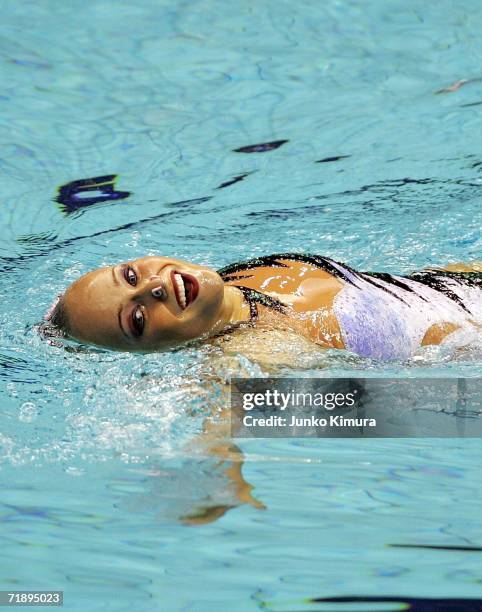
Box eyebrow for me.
[117,306,130,340]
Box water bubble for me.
[65,466,85,476]
[6,383,17,397]
[19,402,38,423]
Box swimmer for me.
[44,254,481,362]
[43,254,481,523]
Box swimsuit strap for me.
[209,286,287,340]
[236,286,287,324]
[405,270,481,314]
[237,287,259,323]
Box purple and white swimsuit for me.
[330,261,481,361]
[218,252,481,361]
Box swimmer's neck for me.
[210,285,252,334]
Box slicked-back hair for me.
[39,294,71,340]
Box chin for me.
[192,271,223,304]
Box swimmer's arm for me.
[416,262,480,345]
[421,322,461,346]
[423,262,482,273]
[180,328,330,525]
[181,409,265,525]
[180,369,265,525]
[181,452,264,526]
[211,328,330,372]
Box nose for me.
[138,275,168,301]
[151,285,166,299]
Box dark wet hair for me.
[37,295,100,353]
[38,294,71,341]
[50,295,71,331]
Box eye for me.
[131,305,145,337]
[123,265,137,286]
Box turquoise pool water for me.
[1,0,482,609]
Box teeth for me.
[174,273,186,308]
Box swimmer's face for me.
[63,256,226,351]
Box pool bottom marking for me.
[390,543,482,552]
[217,172,253,189]
[307,595,482,611]
[233,140,288,153]
[56,174,130,214]
[315,155,351,163]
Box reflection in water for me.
[435,76,482,94]
[120,442,264,526]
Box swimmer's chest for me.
[226,259,343,309]
[226,259,345,348]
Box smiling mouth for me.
[171,271,199,310]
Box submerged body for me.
[49,253,481,361]
[218,254,481,361]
